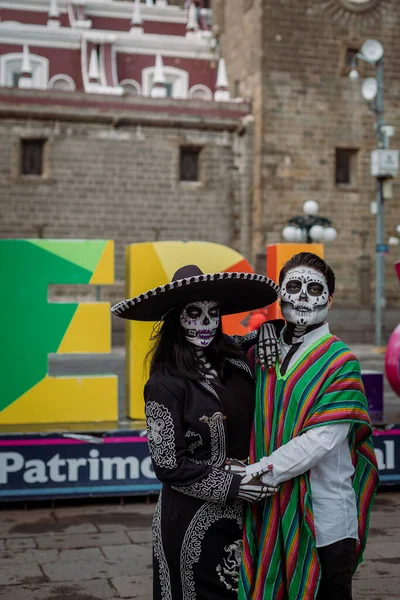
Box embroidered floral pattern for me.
[200,412,225,466]
[185,430,203,453]
[198,378,219,400]
[216,539,243,592]
[152,491,172,600]
[189,412,226,467]
[172,469,233,505]
[146,401,177,469]
[180,502,243,600]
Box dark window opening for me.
[180,146,201,182]
[335,148,357,185]
[345,47,358,68]
[21,139,45,176]
[165,82,173,97]
[12,71,21,86]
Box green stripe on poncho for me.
[239,334,379,600]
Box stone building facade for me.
[213,0,400,311]
[0,0,252,299]
[0,88,252,283]
[1,0,400,342]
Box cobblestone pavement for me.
[0,498,155,600]
[0,491,399,600]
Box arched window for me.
[120,79,142,96]
[188,84,212,101]
[0,52,49,89]
[48,74,76,92]
[142,66,189,99]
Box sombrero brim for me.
[111,271,279,321]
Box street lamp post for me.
[349,39,399,346]
[282,200,337,244]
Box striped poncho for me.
[239,334,379,600]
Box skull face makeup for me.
[180,301,220,347]
[280,267,330,327]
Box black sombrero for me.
[111,264,279,322]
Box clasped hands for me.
[224,458,278,502]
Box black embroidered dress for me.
[144,357,255,600]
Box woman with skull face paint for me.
[239,253,379,600]
[111,264,280,600]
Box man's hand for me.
[224,458,247,476]
[246,458,273,478]
[257,323,281,371]
[237,474,278,502]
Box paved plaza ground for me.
[0,343,398,599]
[0,489,399,600]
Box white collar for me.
[280,322,330,348]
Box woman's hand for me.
[236,474,278,502]
[225,459,278,501]
[224,458,247,476]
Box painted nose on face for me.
[299,288,308,300]
[203,314,210,325]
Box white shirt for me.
[247,323,359,548]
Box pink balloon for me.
[395,262,400,283]
[385,323,400,397]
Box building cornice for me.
[0,0,187,24]
[115,31,214,59]
[0,22,215,60]
[0,22,82,49]
[0,88,249,130]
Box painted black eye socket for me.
[307,283,324,296]
[186,306,202,318]
[209,307,219,318]
[286,280,301,294]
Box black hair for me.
[279,252,335,296]
[146,305,246,380]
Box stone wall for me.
[0,89,252,288]
[214,0,400,309]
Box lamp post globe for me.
[309,224,325,242]
[282,225,299,242]
[349,69,359,82]
[282,201,335,245]
[323,227,337,243]
[303,200,319,216]
[361,77,378,102]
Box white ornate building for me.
[0,0,230,101]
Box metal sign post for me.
[350,42,399,346]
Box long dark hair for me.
[147,305,246,380]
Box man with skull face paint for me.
[111,264,280,600]
[239,253,378,600]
